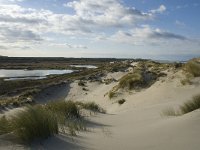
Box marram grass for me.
[0,100,104,144]
[163,94,200,116]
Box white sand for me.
[64,70,200,150]
[1,69,200,150]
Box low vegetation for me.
[180,78,192,85]
[118,99,126,105]
[108,61,165,99]
[0,100,104,144]
[118,72,144,90]
[0,106,58,143]
[108,91,117,99]
[45,100,80,119]
[184,59,200,77]
[163,94,200,116]
[78,102,105,113]
[78,80,86,86]
[180,95,200,114]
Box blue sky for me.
[0,0,199,60]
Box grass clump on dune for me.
[0,106,58,143]
[180,95,200,114]
[118,99,126,105]
[0,100,91,143]
[118,72,144,90]
[77,102,105,113]
[108,91,116,99]
[12,106,58,143]
[0,116,12,135]
[162,107,180,116]
[185,60,200,77]
[45,101,85,135]
[163,94,200,116]
[45,100,80,119]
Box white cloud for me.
[0,0,24,4]
[49,43,88,49]
[65,0,153,28]
[150,5,166,14]
[66,43,88,49]
[1,0,195,58]
[0,1,159,50]
[110,25,186,45]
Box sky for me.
[0,0,199,60]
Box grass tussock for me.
[0,100,101,143]
[118,99,126,105]
[180,78,192,85]
[0,106,58,143]
[162,107,180,116]
[185,60,200,77]
[118,72,144,90]
[108,91,116,99]
[78,102,105,113]
[0,116,12,135]
[45,100,80,119]
[180,95,200,114]
[163,94,200,116]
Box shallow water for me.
[0,69,73,80]
[70,65,97,69]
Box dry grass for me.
[118,72,144,90]
[180,95,200,114]
[108,91,116,99]
[185,60,200,77]
[0,106,58,143]
[0,100,104,144]
[163,94,200,116]
[77,102,105,113]
[45,100,80,119]
[118,99,126,105]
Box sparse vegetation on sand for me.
[180,95,200,114]
[118,72,144,90]
[77,102,105,113]
[0,100,104,143]
[118,99,126,105]
[184,59,200,77]
[163,94,200,116]
[45,100,81,119]
[0,106,58,143]
[78,80,86,86]
[108,91,117,99]
[108,61,166,99]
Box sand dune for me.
[64,70,200,150]
[1,67,200,150]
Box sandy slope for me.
[1,69,200,150]
[64,70,200,150]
